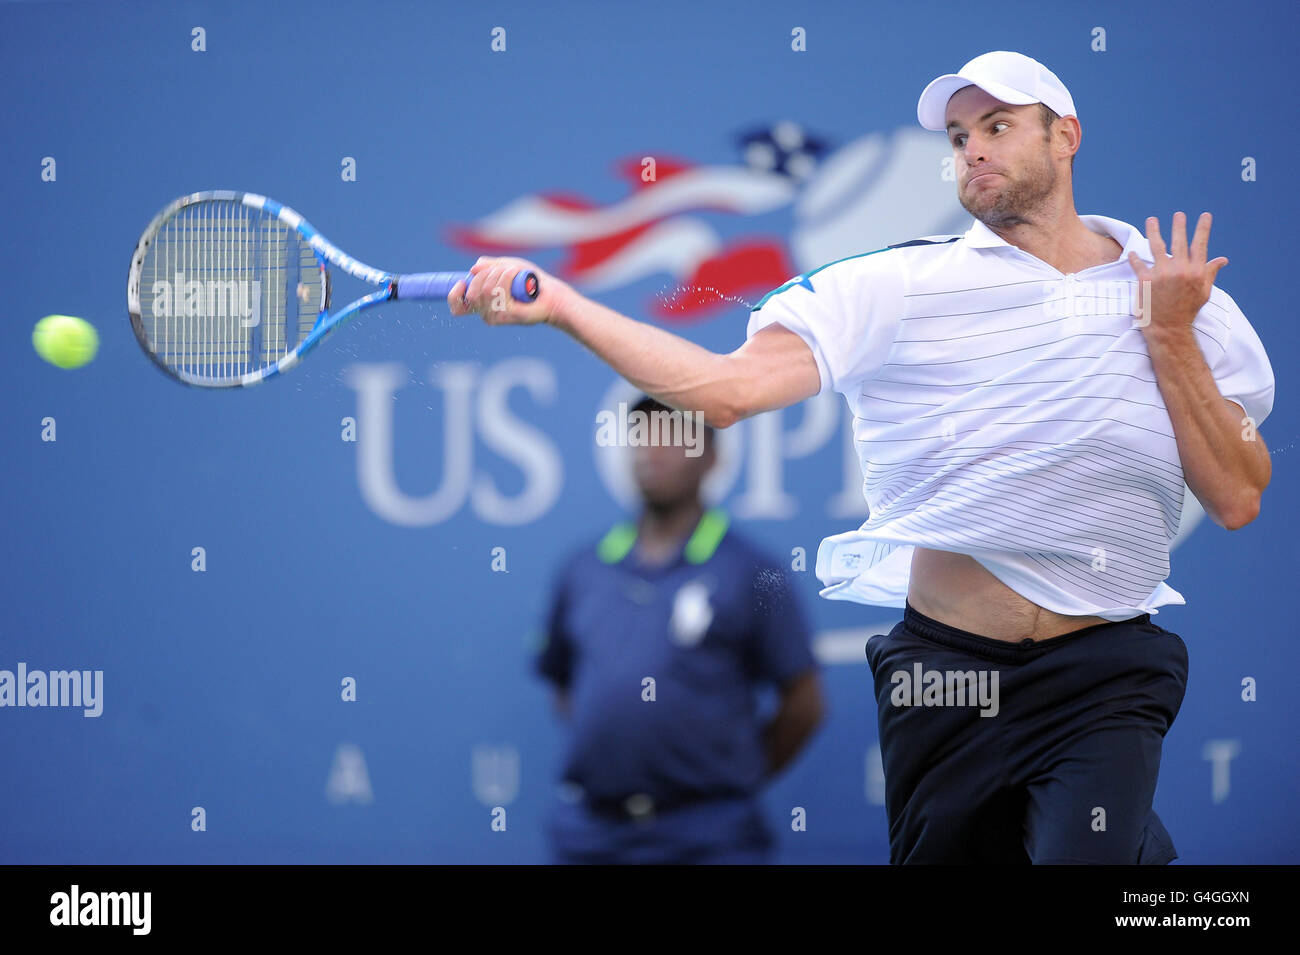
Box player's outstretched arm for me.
[448,256,820,428]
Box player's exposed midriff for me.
[907,547,1112,642]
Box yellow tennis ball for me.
[33,314,99,369]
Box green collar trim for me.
[683,508,729,564]
[596,508,730,565]
[596,522,638,564]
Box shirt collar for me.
[963,215,1154,265]
[597,508,730,567]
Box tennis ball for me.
[33,314,99,369]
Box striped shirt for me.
[747,215,1276,619]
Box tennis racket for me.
[127,190,538,388]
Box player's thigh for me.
[1021,628,1188,865]
[1022,721,1172,864]
[865,624,1006,780]
[867,625,1019,862]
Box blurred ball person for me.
[536,395,824,864]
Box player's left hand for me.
[1127,212,1228,335]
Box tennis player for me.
[451,51,1275,864]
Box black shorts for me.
[865,601,1189,864]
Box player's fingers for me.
[466,264,506,319]
[1126,250,1148,278]
[447,280,465,314]
[1170,211,1190,259]
[1144,216,1168,260]
[488,263,526,306]
[474,263,505,300]
[1190,212,1212,264]
[1207,256,1229,284]
[464,262,494,308]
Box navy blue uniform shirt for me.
[536,510,816,806]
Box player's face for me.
[632,441,715,509]
[946,86,1059,227]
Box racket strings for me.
[138,200,322,380]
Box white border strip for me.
[812,622,898,666]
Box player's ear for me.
[1058,115,1081,164]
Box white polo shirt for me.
[747,214,1275,620]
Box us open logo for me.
[670,580,714,646]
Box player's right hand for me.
[448,256,574,328]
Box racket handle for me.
[395,270,540,302]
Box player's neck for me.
[983,201,1122,275]
[636,500,705,564]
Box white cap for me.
[917,51,1076,131]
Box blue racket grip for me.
[394,270,540,302]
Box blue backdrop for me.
[1,0,1295,863]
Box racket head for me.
[127,191,336,388]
